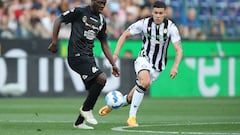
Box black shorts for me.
[67,56,102,84]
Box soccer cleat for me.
[127,116,139,127]
[73,121,94,129]
[80,107,98,125]
[98,105,112,116]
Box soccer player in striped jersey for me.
[99,1,182,126]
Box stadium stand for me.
[0,0,239,40]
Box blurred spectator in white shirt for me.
[0,14,15,38]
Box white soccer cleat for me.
[80,107,98,125]
[73,121,94,129]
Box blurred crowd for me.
[0,0,240,40]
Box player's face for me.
[152,8,166,25]
[92,0,106,13]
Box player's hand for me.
[170,67,178,79]
[112,66,120,77]
[48,42,58,53]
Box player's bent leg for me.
[84,74,106,111]
[82,74,106,124]
[98,94,132,116]
[127,84,147,127]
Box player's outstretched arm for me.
[113,29,132,62]
[48,16,63,53]
[170,41,182,79]
[100,39,120,77]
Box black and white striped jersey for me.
[128,17,181,71]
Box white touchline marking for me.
[112,122,240,135]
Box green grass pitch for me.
[0,97,240,135]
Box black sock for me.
[74,114,84,125]
[82,82,104,111]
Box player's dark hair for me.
[153,1,166,9]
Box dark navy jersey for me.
[60,5,107,57]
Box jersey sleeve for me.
[96,14,107,41]
[61,7,80,24]
[128,19,144,35]
[169,23,181,43]
[97,21,107,41]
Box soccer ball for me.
[105,90,124,109]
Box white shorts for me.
[134,57,160,84]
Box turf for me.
[0,97,240,135]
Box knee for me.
[96,73,107,86]
[139,80,150,90]
[137,70,151,90]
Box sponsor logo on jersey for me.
[82,16,99,31]
[92,67,98,73]
[84,30,96,40]
[85,23,99,31]
[90,17,98,22]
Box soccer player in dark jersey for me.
[48,0,120,129]
[99,1,183,127]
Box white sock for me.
[129,87,144,117]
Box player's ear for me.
[163,10,167,16]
